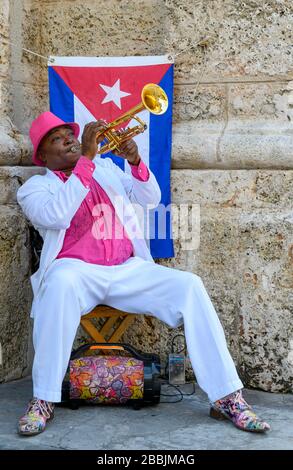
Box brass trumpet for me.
[96,83,168,154]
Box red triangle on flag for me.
[52,64,171,123]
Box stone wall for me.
[0,0,292,392]
[0,0,32,383]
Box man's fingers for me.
[119,138,135,149]
[84,121,108,132]
[119,141,137,155]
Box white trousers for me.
[32,256,243,403]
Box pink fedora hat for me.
[29,111,80,166]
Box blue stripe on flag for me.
[48,67,75,123]
[149,65,174,258]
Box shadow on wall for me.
[29,226,43,274]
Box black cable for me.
[163,381,196,396]
[161,333,186,380]
[171,333,186,354]
[160,382,184,403]
[159,381,196,403]
[175,382,196,396]
[158,332,196,403]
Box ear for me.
[37,150,46,164]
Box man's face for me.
[37,125,81,171]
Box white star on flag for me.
[99,79,131,109]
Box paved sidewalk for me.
[0,376,292,450]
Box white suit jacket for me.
[17,155,161,297]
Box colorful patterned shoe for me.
[210,390,271,433]
[18,398,54,436]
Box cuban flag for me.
[48,56,174,258]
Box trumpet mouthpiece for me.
[70,145,80,153]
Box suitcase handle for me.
[89,345,125,351]
[70,342,150,362]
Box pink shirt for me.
[55,156,150,265]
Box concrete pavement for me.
[0,376,292,450]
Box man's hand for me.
[81,120,108,160]
[113,138,140,166]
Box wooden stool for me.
[80,305,136,343]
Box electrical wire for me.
[171,333,186,354]
[158,332,196,403]
[159,381,196,403]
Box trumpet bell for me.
[141,83,168,115]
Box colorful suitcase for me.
[61,343,161,409]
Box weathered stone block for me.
[0,0,10,76]
[165,0,293,82]
[173,84,226,123]
[229,82,293,121]
[0,205,32,382]
[237,213,293,392]
[219,120,293,169]
[0,119,22,166]
[0,118,32,167]
[172,120,293,169]
[172,121,221,169]
[0,79,13,118]
[12,83,48,134]
[0,166,43,204]
[23,0,169,85]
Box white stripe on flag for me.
[49,55,173,67]
[74,95,97,138]
[125,110,150,175]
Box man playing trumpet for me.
[16,110,270,436]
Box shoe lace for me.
[27,398,54,419]
[233,390,251,410]
[215,389,252,413]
